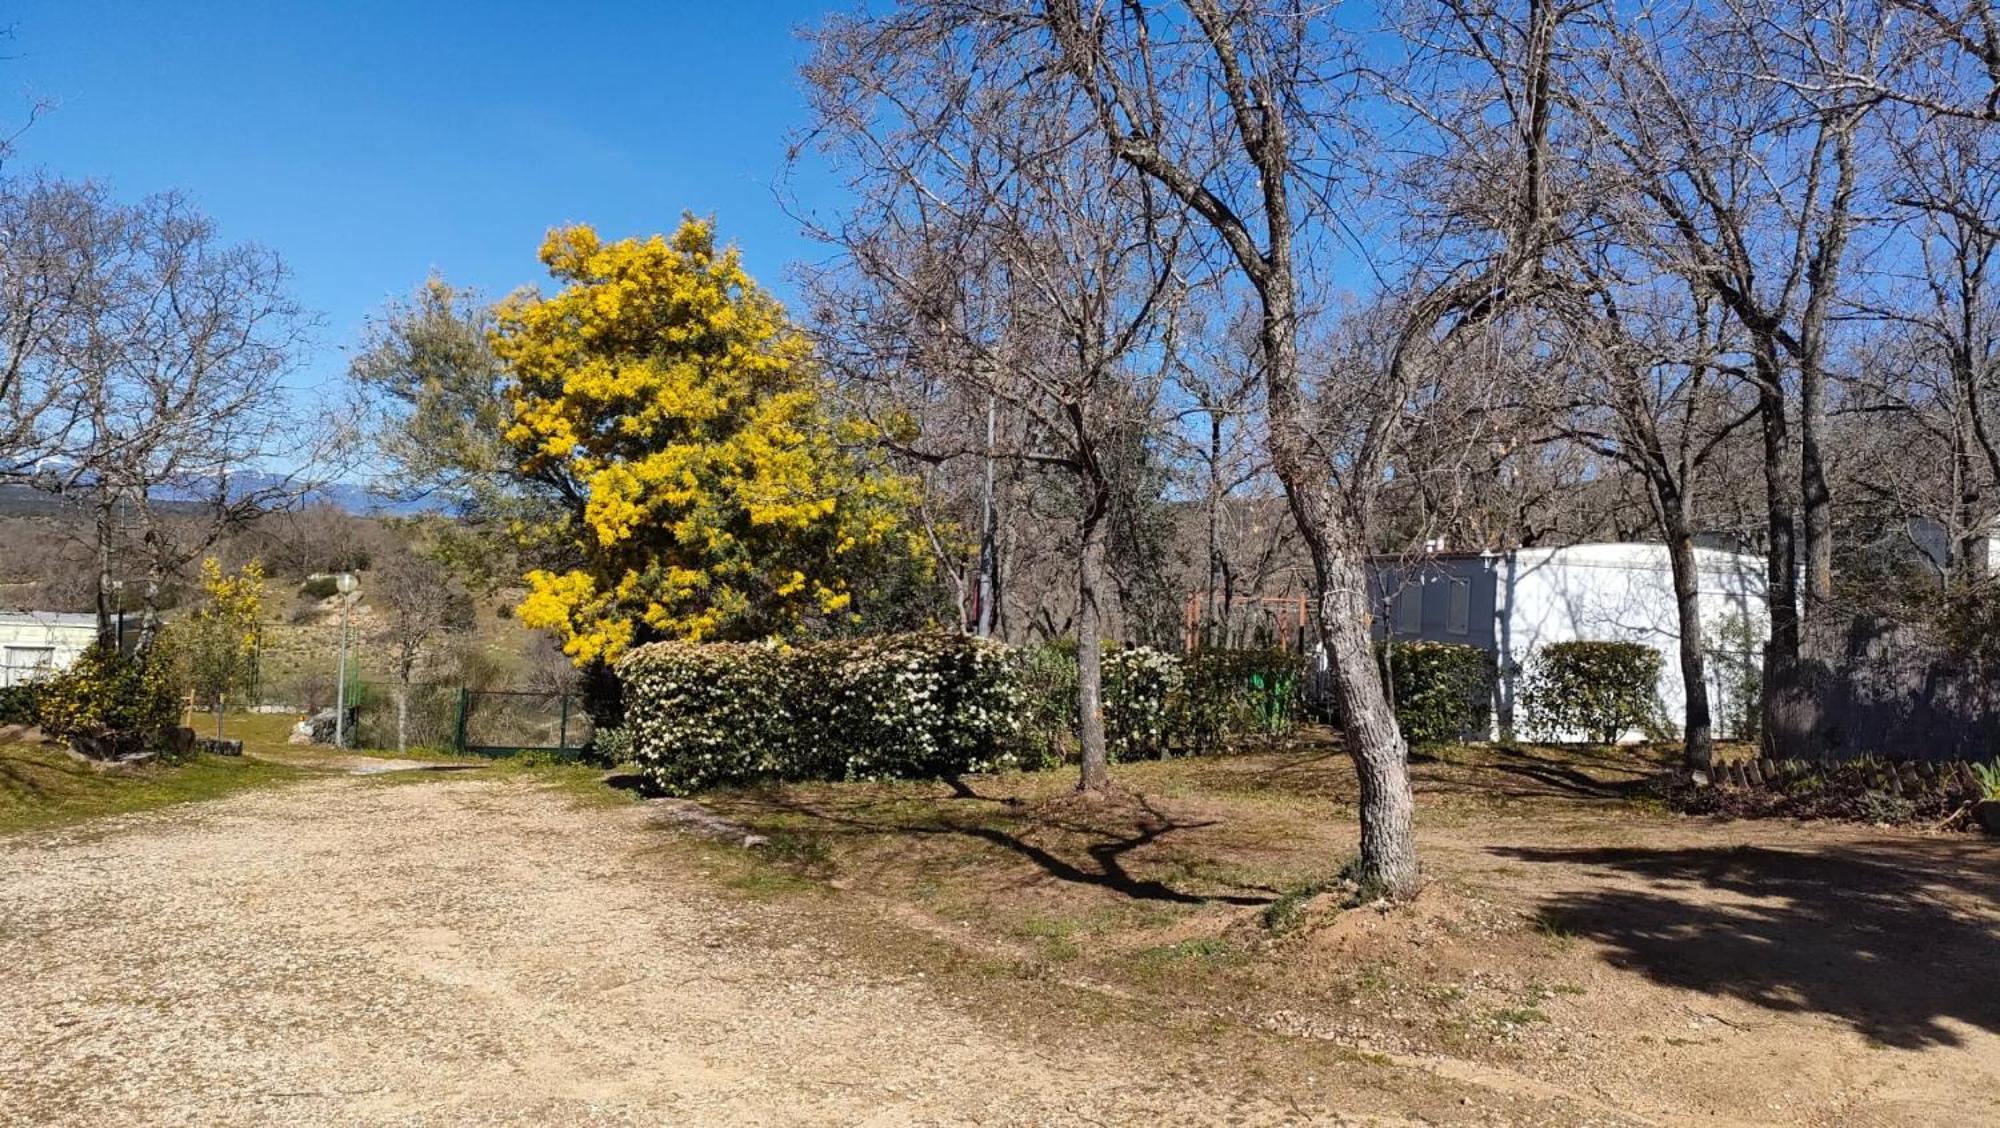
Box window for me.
[1447,579,1471,635]
[4,647,55,687]
[1396,582,1424,634]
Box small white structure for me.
[0,611,100,687]
[1369,543,1769,741]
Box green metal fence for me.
[351,682,459,751]
[452,688,593,757]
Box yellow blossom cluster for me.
[497,217,925,664]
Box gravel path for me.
[0,775,1360,1127]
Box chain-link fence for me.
[454,688,594,756]
[351,682,461,751]
[233,678,593,757]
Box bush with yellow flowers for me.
[35,639,189,760]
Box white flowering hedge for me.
[617,631,1029,795]
[1103,646,1182,760]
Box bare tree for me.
[1539,264,1760,766]
[0,177,104,482]
[369,543,471,754]
[1560,0,1885,754]
[1846,107,2000,582]
[31,186,340,653]
[800,11,1192,792]
[1033,0,1567,893]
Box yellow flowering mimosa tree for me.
[182,557,268,740]
[497,218,925,664]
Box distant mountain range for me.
[0,479,442,518]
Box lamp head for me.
[335,572,358,596]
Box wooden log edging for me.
[1701,754,1990,805]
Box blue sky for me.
[4,0,843,393]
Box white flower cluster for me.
[616,632,1030,795]
[1102,645,1184,760]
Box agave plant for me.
[1972,759,2000,801]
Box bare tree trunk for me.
[1318,547,1419,895]
[1796,116,1858,655]
[1949,405,1983,582]
[1757,366,1806,758]
[1075,468,1112,794]
[1798,375,1833,632]
[1262,293,1419,896]
[93,489,116,647]
[1205,412,1224,647]
[136,563,167,656]
[1663,508,1714,768]
[975,394,999,637]
[396,682,410,755]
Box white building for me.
[0,611,100,687]
[1368,543,1770,741]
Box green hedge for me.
[1016,642,1302,761]
[1015,640,1079,766]
[1378,641,1494,744]
[1176,648,1304,754]
[617,632,1028,795]
[1518,640,1665,743]
[0,683,36,725]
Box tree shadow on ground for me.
[1175,737,1666,806]
[1469,746,1654,800]
[1494,840,2000,1048]
[732,784,1275,907]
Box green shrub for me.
[590,724,635,765]
[1103,645,1181,760]
[1014,640,1078,769]
[1175,648,1304,753]
[1377,641,1494,744]
[1519,641,1665,743]
[34,642,189,759]
[0,683,36,725]
[818,633,1027,780]
[1006,642,1298,762]
[618,631,1027,795]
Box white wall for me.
[1497,544,1767,742]
[0,613,99,687]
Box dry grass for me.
[678,732,2000,1125]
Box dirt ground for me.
[1,743,1995,1126]
[697,739,2000,1128]
[0,769,1560,1127]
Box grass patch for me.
[1530,914,1578,949]
[759,826,835,874]
[723,865,819,898]
[482,755,638,809]
[1016,915,1084,961]
[1262,878,1332,934]
[0,741,303,833]
[1130,936,1242,979]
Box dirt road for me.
[0,774,1501,1127]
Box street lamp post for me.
[333,572,358,748]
